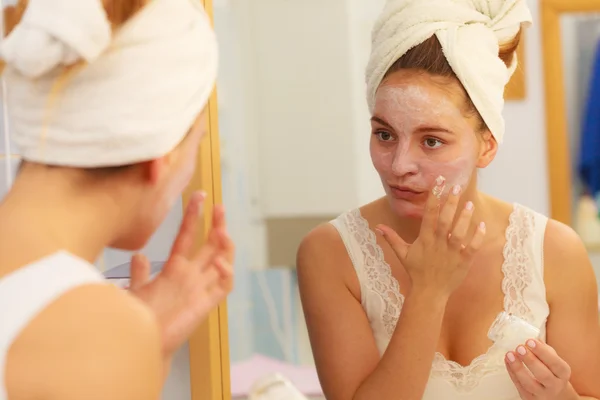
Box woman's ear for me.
[140,156,169,186]
[476,130,498,168]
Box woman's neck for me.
[0,165,136,264]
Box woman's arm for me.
[544,220,600,399]
[297,224,448,400]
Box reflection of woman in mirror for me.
[298,1,600,399]
[0,1,233,399]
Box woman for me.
[297,1,600,399]
[0,0,233,399]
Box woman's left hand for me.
[127,192,234,358]
[506,339,577,400]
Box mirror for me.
[212,0,538,399]
[213,0,600,398]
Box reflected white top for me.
[331,203,549,400]
[0,251,105,400]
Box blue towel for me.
[579,40,600,197]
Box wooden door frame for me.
[541,0,600,225]
[182,0,231,399]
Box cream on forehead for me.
[377,84,456,107]
[374,84,474,134]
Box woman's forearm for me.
[353,289,448,400]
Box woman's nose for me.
[391,146,418,176]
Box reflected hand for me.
[376,176,486,299]
[506,339,576,400]
[128,191,234,357]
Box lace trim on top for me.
[344,209,404,332]
[502,205,536,323]
[344,204,536,392]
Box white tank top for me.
[330,203,549,400]
[0,251,105,400]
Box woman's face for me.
[114,108,208,250]
[370,71,489,219]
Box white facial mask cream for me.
[372,85,478,194]
[487,311,541,353]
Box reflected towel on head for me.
[365,0,532,143]
[1,0,218,167]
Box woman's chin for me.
[388,197,425,219]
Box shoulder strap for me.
[330,210,371,303]
[513,204,548,279]
[505,204,550,331]
[331,209,404,343]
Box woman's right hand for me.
[377,176,486,299]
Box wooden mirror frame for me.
[183,1,231,399]
[506,31,527,100]
[542,0,600,225]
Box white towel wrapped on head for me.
[1,0,218,167]
[366,0,532,143]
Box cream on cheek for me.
[370,139,396,171]
[418,154,476,193]
[374,85,478,191]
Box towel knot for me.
[1,0,112,78]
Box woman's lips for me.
[389,185,426,200]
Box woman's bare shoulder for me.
[297,222,360,293]
[298,221,349,272]
[297,202,388,296]
[542,218,595,293]
[6,284,163,400]
[298,198,384,266]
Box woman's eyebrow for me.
[371,115,393,130]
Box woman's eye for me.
[424,138,443,149]
[376,131,393,141]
